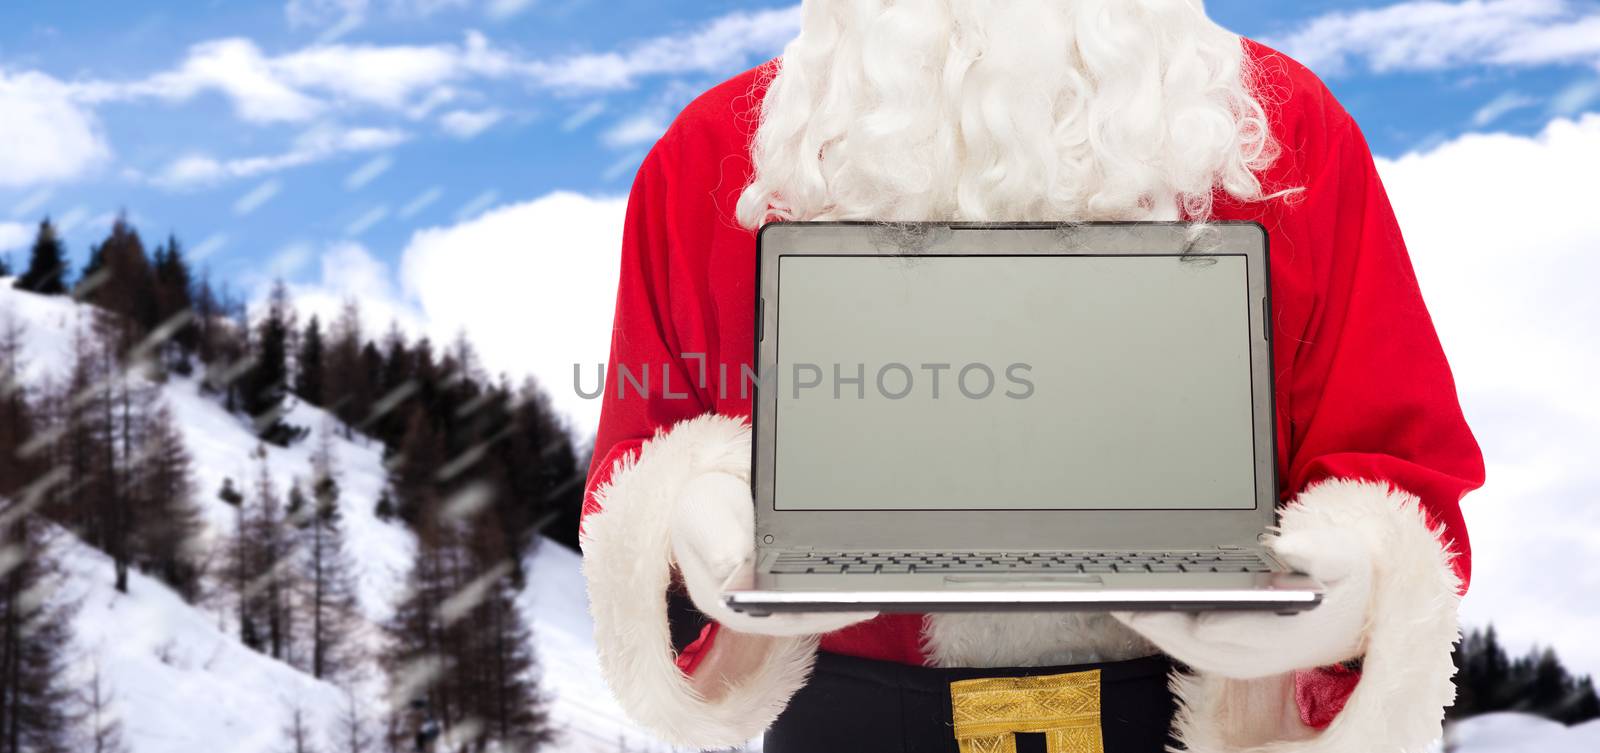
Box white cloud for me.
[285,240,430,339]
[234,179,283,215]
[343,204,390,236]
[525,5,800,90]
[1273,0,1600,76]
[53,2,797,163]
[1472,90,1538,126]
[0,69,112,187]
[155,125,409,188]
[106,38,327,123]
[270,192,625,431]
[600,113,667,149]
[286,0,368,29]
[1377,113,1600,677]
[437,107,503,138]
[483,0,535,21]
[398,186,444,218]
[343,153,394,189]
[0,221,33,254]
[561,101,605,132]
[398,192,626,432]
[452,189,499,221]
[78,33,499,123]
[273,40,464,110]
[10,188,55,218]
[285,0,474,31]
[1550,76,1600,115]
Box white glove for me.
[669,471,877,637]
[1113,524,1373,679]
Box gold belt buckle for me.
[948,669,1104,753]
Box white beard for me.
[737,0,1279,229]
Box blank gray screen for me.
[772,255,1256,510]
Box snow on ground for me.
[55,532,348,753]
[1447,713,1600,752]
[6,282,662,751]
[522,540,671,752]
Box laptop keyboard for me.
[769,550,1274,575]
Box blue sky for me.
[5,0,1600,681]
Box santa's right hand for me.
[669,470,876,636]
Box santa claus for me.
[579,1,1484,751]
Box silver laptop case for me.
[723,222,1321,614]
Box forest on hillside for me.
[1,215,590,752]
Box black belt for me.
[764,651,1177,753]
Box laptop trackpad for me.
[943,575,1103,587]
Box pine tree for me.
[460,525,553,750]
[322,300,368,433]
[384,514,462,748]
[296,315,326,407]
[191,270,221,367]
[367,325,418,444]
[301,428,360,681]
[0,498,76,753]
[395,407,444,524]
[13,218,69,295]
[246,281,294,444]
[1450,625,1600,724]
[385,509,552,751]
[133,402,204,600]
[83,215,158,357]
[150,234,197,369]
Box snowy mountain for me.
[2,281,663,752]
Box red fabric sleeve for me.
[582,134,723,676]
[582,137,710,514]
[1276,99,1485,729]
[1278,112,1485,584]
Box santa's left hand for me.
[1113,524,1373,679]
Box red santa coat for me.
[580,40,1485,750]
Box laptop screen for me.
[771,254,1258,511]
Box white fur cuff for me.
[1172,478,1464,752]
[580,414,817,748]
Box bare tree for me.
[332,687,372,753]
[80,658,129,753]
[0,498,75,753]
[301,427,360,680]
[280,698,321,753]
[131,402,203,600]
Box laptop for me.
[720,221,1323,615]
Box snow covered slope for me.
[56,533,350,753]
[3,281,658,751]
[522,541,669,752]
[1448,713,1600,752]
